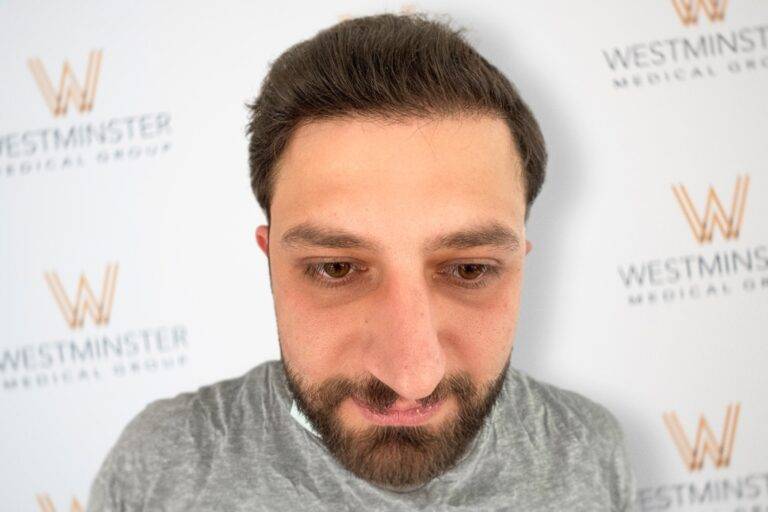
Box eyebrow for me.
[280,220,521,254]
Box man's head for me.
[246,13,546,490]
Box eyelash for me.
[302,261,501,289]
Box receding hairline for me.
[270,110,527,199]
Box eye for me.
[456,263,484,280]
[303,261,367,288]
[441,263,500,289]
[303,260,501,290]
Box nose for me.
[362,269,446,402]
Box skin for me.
[255,112,532,490]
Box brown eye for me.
[304,261,368,289]
[323,262,352,279]
[440,262,500,290]
[456,263,485,280]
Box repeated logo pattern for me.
[44,263,118,329]
[672,175,749,244]
[27,50,103,117]
[663,403,741,471]
[671,0,728,26]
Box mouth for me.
[351,397,445,426]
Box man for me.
[87,12,636,511]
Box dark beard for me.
[281,358,510,491]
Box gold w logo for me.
[672,175,749,244]
[671,0,728,26]
[27,49,103,117]
[663,402,740,471]
[36,494,83,512]
[44,263,118,329]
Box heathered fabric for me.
[86,359,637,511]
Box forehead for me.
[270,114,525,245]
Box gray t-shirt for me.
[86,359,637,511]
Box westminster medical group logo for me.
[671,0,728,26]
[28,50,103,117]
[0,263,190,392]
[663,402,740,471]
[636,402,768,511]
[0,48,173,178]
[44,262,118,329]
[601,0,768,89]
[617,174,767,306]
[671,175,749,244]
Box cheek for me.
[439,273,522,374]
[454,266,522,329]
[272,277,362,381]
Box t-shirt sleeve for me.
[85,408,152,512]
[86,445,142,511]
[606,414,638,512]
[85,394,198,512]
[554,384,638,511]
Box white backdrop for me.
[1,1,766,511]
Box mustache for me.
[354,377,450,413]
[306,372,473,414]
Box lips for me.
[352,397,445,426]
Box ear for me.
[525,239,533,255]
[256,225,270,257]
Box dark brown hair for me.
[246,12,547,223]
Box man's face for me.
[255,113,531,490]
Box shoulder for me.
[503,366,626,453]
[500,367,637,510]
[86,360,278,511]
[117,360,277,456]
